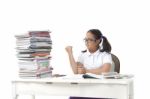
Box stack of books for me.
[15,31,53,79]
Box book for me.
[83,72,134,79]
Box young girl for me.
[65,29,114,75]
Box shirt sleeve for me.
[102,52,112,65]
[77,53,84,64]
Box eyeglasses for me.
[84,38,96,42]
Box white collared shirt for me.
[77,49,114,72]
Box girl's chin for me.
[87,47,92,50]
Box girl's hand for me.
[77,66,86,74]
[65,46,73,54]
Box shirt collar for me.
[87,49,100,56]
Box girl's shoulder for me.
[100,51,111,56]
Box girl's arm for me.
[66,46,83,74]
[67,51,78,74]
[86,63,111,75]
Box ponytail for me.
[100,36,111,53]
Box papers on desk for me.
[15,30,53,79]
[57,72,133,80]
[83,72,134,79]
[62,74,84,79]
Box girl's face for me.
[84,32,100,51]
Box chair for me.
[111,53,120,73]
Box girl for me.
[65,29,113,75]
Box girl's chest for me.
[83,55,103,69]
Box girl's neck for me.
[88,48,99,53]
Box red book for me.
[29,31,51,37]
[32,52,50,57]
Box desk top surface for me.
[12,75,133,85]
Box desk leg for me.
[12,82,18,99]
[31,95,35,99]
[14,95,18,99]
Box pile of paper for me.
[83,72,134,79]
[15,31,53,79]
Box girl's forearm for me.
[86,64,111,75]
[68,53,78,74]
[86,68,102,75]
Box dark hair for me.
[82,29,111,53]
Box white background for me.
[0,0,150,99]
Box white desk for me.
[12,76,134,99]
